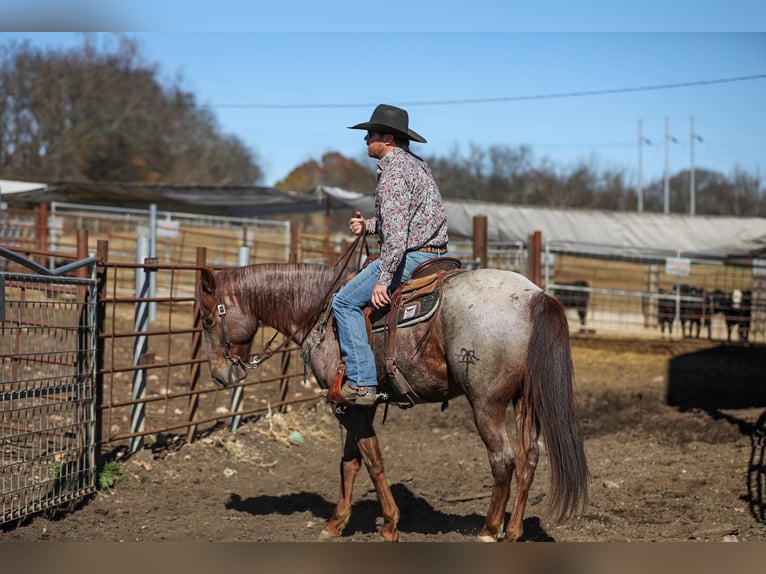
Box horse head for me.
[196,267,256,387]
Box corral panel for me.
[1,272,97,524]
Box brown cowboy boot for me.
[339,381,378,406]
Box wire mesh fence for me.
[543,240,766,344]
[1,271,98,524]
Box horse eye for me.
[201,317,215,330]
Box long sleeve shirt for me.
[365,147,448,286]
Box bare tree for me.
[0,35,263,185]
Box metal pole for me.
[229,246,251,432]
[129,237,150,453]
[690,116,702,218]
[690,116,695,217]
[149,203,158,321]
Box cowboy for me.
[331,104,449,405]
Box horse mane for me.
[216,262,342,337]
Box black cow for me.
[657,284,710,338]
[657,288,676,336]
[552,280,590,330]
[679,284,710,339]
[711,288,752,343]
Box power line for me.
[210,74,766,109]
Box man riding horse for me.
[332,104,449,405]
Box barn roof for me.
[320,186,766,259]
[3,179,765,258]
[1,180,324,216]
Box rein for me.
[217,232,367,371]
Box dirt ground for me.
[3,336,766,543]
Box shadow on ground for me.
[667,343,766,524]
[225,483,555,540]
[667,344,766,413]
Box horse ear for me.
[200,267,217,295]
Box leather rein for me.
[215,232,367,371]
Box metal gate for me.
[1,249,98,524]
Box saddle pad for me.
[368,289,440,333]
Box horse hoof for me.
[380,531,400,542]
[318,529,339,541]
[476,534,496,543]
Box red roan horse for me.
[196,255,588,542]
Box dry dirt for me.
[3,336,766,543]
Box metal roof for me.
[320,186,766,259]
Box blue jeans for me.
[332,250,446,387]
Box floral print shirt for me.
[365,147,449,286]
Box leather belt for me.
[417,245,448,255]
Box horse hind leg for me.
[502,398,540,542]
[472,400,515,542]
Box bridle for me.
[214,301,278,371]
[208,231,368,372]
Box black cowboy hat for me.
[348,104,427,144]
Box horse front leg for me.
[320,406,400,541]
[320,423,361,539]
[356,434,400,541]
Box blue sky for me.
[1,4,765,188]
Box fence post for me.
[148,204,158,321]
[526,230,542,286]
[94,240,109,467]
[36,203,49,267]
[129,237,150,453]
[472,215,488,269]
[289,223,301,263]
[187,246,207,444]
[229,246,251,432]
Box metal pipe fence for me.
[93,242,317,457]
[3,206,765,527]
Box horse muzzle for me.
[210,360,248,388]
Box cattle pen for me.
[2,202,765,527]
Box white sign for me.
[665,257,691,277]
[157,220,180,239]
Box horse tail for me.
[523,291,589,522]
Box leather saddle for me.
[326,256,463,408]
[371,256,463,407]
[366,256,463,333]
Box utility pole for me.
[663,117,677,215]
[690,116,703,217]
[637,119,651,214]
[638,119,644,213]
